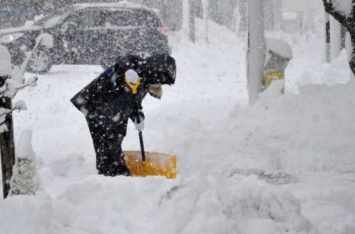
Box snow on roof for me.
[70,1,153,12]
[0,26,41,35]
[265,37,293,60]
[331,0,352,17]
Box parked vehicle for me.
[0,2,170,73]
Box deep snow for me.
[0,19,354,234]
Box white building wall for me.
[283,0,323,14]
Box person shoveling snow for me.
[70,54,176,177]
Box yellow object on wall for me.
[264,70,285,94]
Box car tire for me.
[27,47,52,74]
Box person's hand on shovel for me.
[134,117,144,131]
[134,111,145,132]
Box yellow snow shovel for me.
[124,114,177,179]
[124,150,177,179]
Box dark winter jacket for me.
[70,54,176,133]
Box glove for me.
[134,111,145,131]
[134,117,144,131]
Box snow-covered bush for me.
[0,45,37,133]
[0,41,39,197]
[9,130,40,196]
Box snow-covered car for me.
[0,2,170,73]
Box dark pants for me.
[87,117,131,176]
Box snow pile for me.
[8,173,306,234]
[9,130,41,196]
[284,37,352,93]
[42,172,309,234]
[265,37,293,60]
[0,192,52,234]
[10,66,26,84]
[236,79,355,170]
[178,175,309,234]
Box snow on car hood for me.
[0,25,41,36]
[71,1,153,11]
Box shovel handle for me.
[139,131,146,162]
[136,113,146,162]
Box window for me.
[135,10,162,27]
[35,7,73,27]
[107,10,136,27]
[107,9,161,27]
[73,9,108,29]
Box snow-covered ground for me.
[0,19,354,234]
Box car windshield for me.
[35,7,73,28]
[0,3,36,19]
[107,9,162,27]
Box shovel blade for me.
[124,151,177,179]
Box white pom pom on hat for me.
[125,69,139,84]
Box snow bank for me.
[0,192,52,234]
[0,173,310,234]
